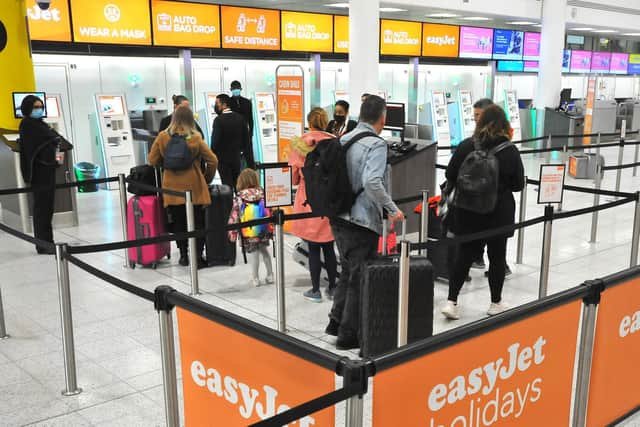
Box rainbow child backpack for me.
[240,198,270,239]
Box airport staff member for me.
[211,94,254,188]
[158,95,204,137]
[229,81,254,157]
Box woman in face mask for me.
[18,95,60,254]
[326,100,357,138]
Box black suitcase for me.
[205,184,236,266]
[426,208,453,281]
[360,255,434,357]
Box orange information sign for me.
[334,15,349,53]
[586,277,640,426]
[221,6,280,50]
[281,11,333,53]
[380,19,422,56]
[373,301,582,426]
[583,76,597,145]
[177,308,335,426]
[151,1,220,48]
[276,74,304,162]
[422,23,460,58]
[71,0,151,45]
[26,0,72,42]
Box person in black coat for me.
[18,95,60,254]
[326,100,357,137]
[158,95,204,137]
[211,94,254,188]
[229,80,254,142]
[442,105,525,320]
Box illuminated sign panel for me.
[151,1,220,48]
[221,6,280,50]
[422,23,459,58]
[281,11,333,53]
[380,19,422,56]
[27,0,72,42]
[70,0,151,45]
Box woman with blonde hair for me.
[289,107,338,302]
[149,106,218,267]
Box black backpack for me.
[164,133,195,171]
[302,132,379,217]
[453,140,513,214]
[127,165,159,196]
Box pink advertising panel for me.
[459,26,493,59]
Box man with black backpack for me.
[308,95,403,350]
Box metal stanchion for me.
[516,177,528,264]
[381,219,388,256]
[0,286,9,340]
[572,298,599,427]
[590,163,603,243]
[345,396,364,427]
[630,193,640,268]
[397,222,410,347]
[634,139,639,177]
[538,206,554,299]
[118,174,130,269]
[419,190,429,256]
[55,243,82,396]
[155,287,180,427]
[185,191,199,296]
[615,124,626,195]
[545,134,553,161]
[274,210,287,333]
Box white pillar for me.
[349,0,379,115]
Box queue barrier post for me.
[118,174,130,269]
[630,192,640,268]
[545,134,552,161]
[0,286,9,340]
[590,162,603,243]
[397,220,410,347]
[538,206,554,299]
[381,219,388,256]
[55,243,82,396]
[345,396,364,427]
[516,177,528,264]
[185,191,200,296]
[342,360,368,427]
[615,125,626,195]
[419,190,429,256]
[274,210,287,333]
[154,286,180,427]
[634,136,639,177]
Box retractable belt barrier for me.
[0,176,119,196]
[123,177,187,198]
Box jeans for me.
[329,219,378,339]
[307,241,338,292]
[168,205,205,255]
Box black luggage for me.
[205,184,236,266]
[360,255,434,357]
[426,207,454,281]
[127,165,159,196]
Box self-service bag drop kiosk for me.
[448,89,475,146]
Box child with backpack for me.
[228,169,274,287]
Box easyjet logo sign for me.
[422,23,460,58]
[426,35,456,47]
[27,5,63,22]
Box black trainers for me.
[325,319,339,336]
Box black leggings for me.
[168,204,205,255]
[307,241,338,292]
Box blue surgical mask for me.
[30,108,44,119]
[231,89,242,97]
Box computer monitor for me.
[12,92,47,119]
[385,103,405,130]
[559,88,572,111]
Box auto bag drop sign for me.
[151,1,220,48]
[71,0,151,45]
[372,301,582,426]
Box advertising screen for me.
[71,0,151,45]
[459,26,493,59]
[523,32,541,61]
[628,54,640,74]
[13,92,47,119]
[98,96,125,116]
[281,11,333,53]
[563,50,571,73]
[610,53,629,75]
[334,15,349,53]
[27,0,72,42]
[570,50,592,73]
[591,52,612,73]
[524,61,539,72]
[380,19,422,56]
[151,1,220,48]
[422,23,459,58]
[497,61,524,72]
[221,6,280,50]
[492,29,523,60]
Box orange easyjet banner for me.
[151,1,220,48]
[281,11,333,53]
[276,74,304,162]
[221,6,280,51]
[373,301,582,426]
[26,0,72,42]
[422,23,460,58]
[334,15,349,53]
[380,19,422,56]
[177,308,335,426]
[586,277,640,426]
[583,76,596,145]
[70,0,151,45]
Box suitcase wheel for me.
[129,261,136,269]
[151,263,158,270]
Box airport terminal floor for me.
[0,144,639,426]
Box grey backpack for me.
[453,140,513,214]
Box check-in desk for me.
[0,130,78,233]
[543,108,585,148]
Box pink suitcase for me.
[127,195,171,269]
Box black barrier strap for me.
[602,161,640,171]
[66,230,202,255]
[65,254,155,302]
[124,178,187,198]
[0,176,119,196]
[282,212,318,222]
[0,222,56,251]
[435,163,447,170]
[554,197,635,220]
[526,178,635,199]
[393,194,424,205]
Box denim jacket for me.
[338,123,399,235]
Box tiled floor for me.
[0,143,639,426]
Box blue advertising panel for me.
[493,29,524,60]
[497,60,524,72]
[562,50,571,73]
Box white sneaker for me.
[487,302,509,316]
[265,274,275,285]
[249,278,260,287]
[441,300,460,320]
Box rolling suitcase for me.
[205,184,237,266]
[127,195,171,269]
[360,255,434,357]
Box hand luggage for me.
[205,184,237,266]
[292,240,341,282]
[127,195,171,269]
[360,255,434,357]
[127,165,160,195]
[414,196,455,281]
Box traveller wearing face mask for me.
[326,100,357,138]
[228,80,254,144]
[18,95,59,254]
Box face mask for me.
[334,114,346,123]
[30,108,44,119]
[231,89,242,97]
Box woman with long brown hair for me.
[441,105,525,320]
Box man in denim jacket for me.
[326,95,404,350]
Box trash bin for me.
[74,162,100,193]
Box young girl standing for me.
[228,169,274,287]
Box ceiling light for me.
[380,7,407,12]
[570,27,595,31]
[593,29,617,33]
[623,33,640,36]
[506,21,538,25]
[462,16,492,21]
[427,13,460,18]
[532,24,542,27]
[324,3,349,8]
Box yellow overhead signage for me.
[334,15,349,53]
[70,0,151,45]
[26,0,72,42]
[221,6,280,51]
[380,19,422,56]
[151,1,220,48]
[281,11,333,53]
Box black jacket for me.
[445,136,525,237]
[158,114,204,137]
[229,95,254,138]
[19,117,59,184]
[211,110,254,168]
[326,119,357,137]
